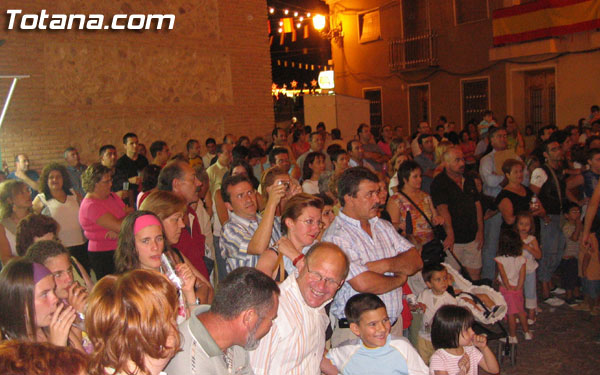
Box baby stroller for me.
[443,261,517,366]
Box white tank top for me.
[4,225,16,256]
[37,193,86,247]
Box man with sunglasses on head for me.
[322,167,422,347]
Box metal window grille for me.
[462,79,489,125]
[364,89,383,128]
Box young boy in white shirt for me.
[320,293,428,375]
[416,263,457,364]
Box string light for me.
[296,23,302,29]
[307,13,311,17]
[299,16,304,21]
[279,21,283,26]
[293,11,298,17]
[269,7,274,14]
[278,27,283,33]
[284,9,289,15]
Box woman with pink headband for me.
[114,211,197,321]
[0,258,82,350]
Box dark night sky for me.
[267,0,332,87]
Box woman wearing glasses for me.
[257,193,324,281]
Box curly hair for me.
[0,340,88,375]
[15,214,58,256]
[0,180,29,220]
[81,162,111,194]
[25,240,69,265]
[86,269,181,375]
[38,163,73,201]
[114,211,167,274]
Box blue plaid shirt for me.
[220,212,281,273]
[322,211,414,320]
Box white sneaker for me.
[500,336,518,344]
[524,332,533,340]
[551,287,566,295]
[544,297,565,306]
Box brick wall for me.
[0,0,274,172]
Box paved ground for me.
[482,300,600,375]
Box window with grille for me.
[455,0,488,25]
[549,86,556,126]
[363,88,383,128]
[462,79,489,126]
[530,88,543,129]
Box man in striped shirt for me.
[249,242,349,375]
[322,167,423,347]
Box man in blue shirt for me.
[7,154,39,199]
[413,134,437,194]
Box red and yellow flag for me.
[493,0,600,46]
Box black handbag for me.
[398,191,447,266]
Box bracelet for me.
[292,253,304,266]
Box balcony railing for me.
[389,31,438,72]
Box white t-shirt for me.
[36,193,85,247]
[302,179,320,195]
[522,235,538,272]
[529,167,548,189]
[417,289,457,340]
[429,345,484,375]
[494,255,526,285]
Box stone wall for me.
[0,0,273,171]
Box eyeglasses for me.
[305,262,343,288]
[300,218,325,229]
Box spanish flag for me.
[493,0,600,46]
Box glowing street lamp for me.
[312,14,326,31]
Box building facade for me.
[325,0,600,136]
[0,0,274,169]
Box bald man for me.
[430,147,483,280]
[250,242,349,375]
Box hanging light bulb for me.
[293,11,298,17]
[269,8,274,14]
[299,16,304,21]
[279,21,283,26]
[312,14,326,31]
[278,27,283,33]
[307,12,311,17]
[296,23,301,29]
[284,9,289,15]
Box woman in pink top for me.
[79,163,130,280]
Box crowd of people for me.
[1,105,600,374]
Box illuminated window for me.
[358,11,380,43]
